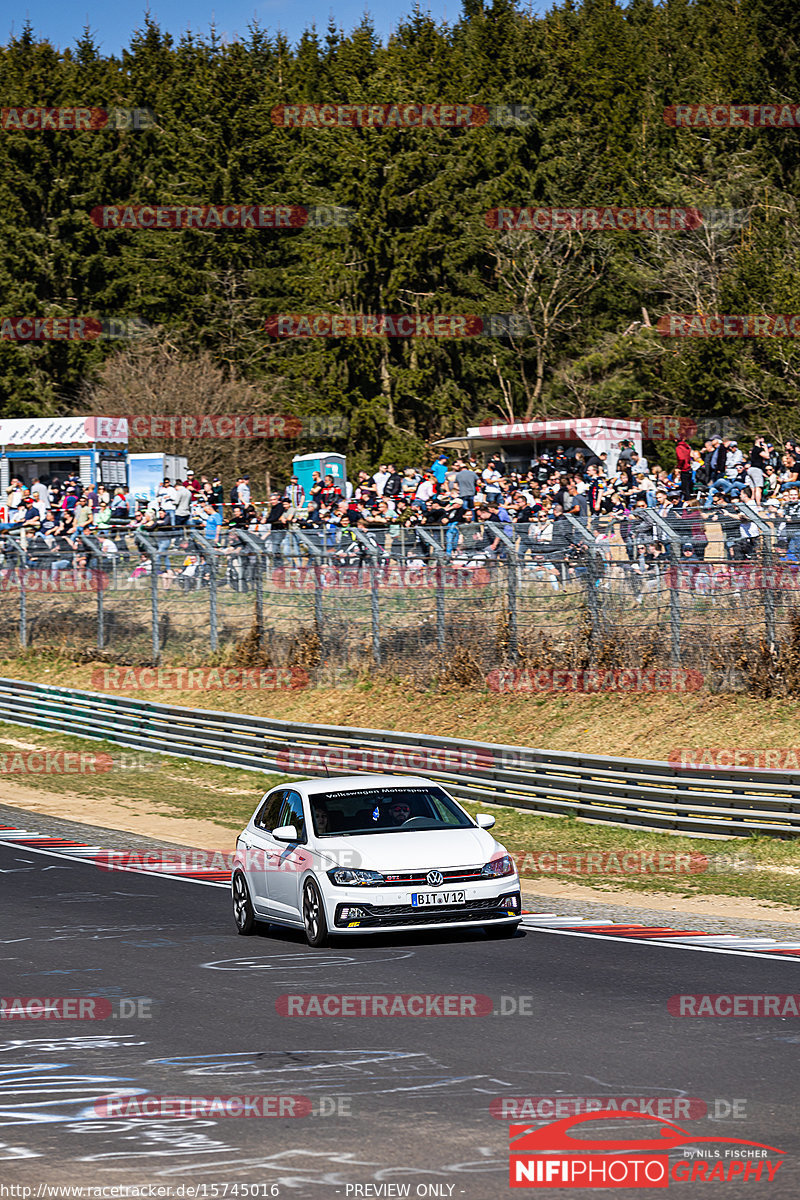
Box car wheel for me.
[232,871,256,935]
[484,922,520,939]
[302,879,328,947]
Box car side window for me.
[277,790,306,841]
[255,790,284,831]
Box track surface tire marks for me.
[0,844,798,1196]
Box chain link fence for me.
[1,503,799,693]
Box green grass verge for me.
[0,720,798,908]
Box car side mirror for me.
[476,814,496,829]
[272,824,298,842]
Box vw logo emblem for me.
[426,870,444,887]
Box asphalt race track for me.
[1,833,799,1198]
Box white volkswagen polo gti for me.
[231,774,521,945]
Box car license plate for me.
[411,891,466,907]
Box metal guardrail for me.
[0,678,798,839]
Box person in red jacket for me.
[675,436,693,501]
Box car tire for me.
[232,871,257,935]
[302,879,328,947]
[484,922,520,939]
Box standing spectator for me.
[186,470,203,497]
[382,465,403,500]
[454,459,479,508]
[724,440,744,479]
[202,502,222,544]
[675,434,693,501]
[746,438,769,505]
[431,454,449,487]
[174,480,192,527]
[30,477,48,514]
[238,476,252,505]
[372,464,390,496]
[211,476,224,515]
[284,475,306,509]
[708,436,727,481]
[158,479,177,525]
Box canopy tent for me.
[432,418,643,473]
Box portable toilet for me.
[291,452,347,500]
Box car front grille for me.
[379,867,486,886]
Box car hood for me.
[314,827,508,872]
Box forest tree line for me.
[0,0,799,478]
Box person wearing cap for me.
[210,476,224,515]
[708,435,729,481]
[724,439,744,479]
[284,475,306,510]
[185,471,202,498]
[431,454,449,487]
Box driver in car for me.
[311,801,330,834]
[385,799,412,825]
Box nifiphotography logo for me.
[509,1111,785,1188]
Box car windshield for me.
[309,786,473,837]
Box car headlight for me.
[481,855,515,878]
[327,868,385,886]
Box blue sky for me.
[7,1,549,56]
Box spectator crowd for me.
[2,430,800,592]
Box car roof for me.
[296,774,438,797]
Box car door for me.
[266,789,309,923]
[243,789,285,912]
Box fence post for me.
[639,510,683,667]
[354,529,382,665]
[487,521,518,661]
[417,527,448,651]
[738,502,776,649]
[564,514,603,650]
[189,530,220,653]
[6,537,27,648]
[235,530,265,647]
[291,527,328,654]
[134,531,160,662]
[79,533,107,650]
